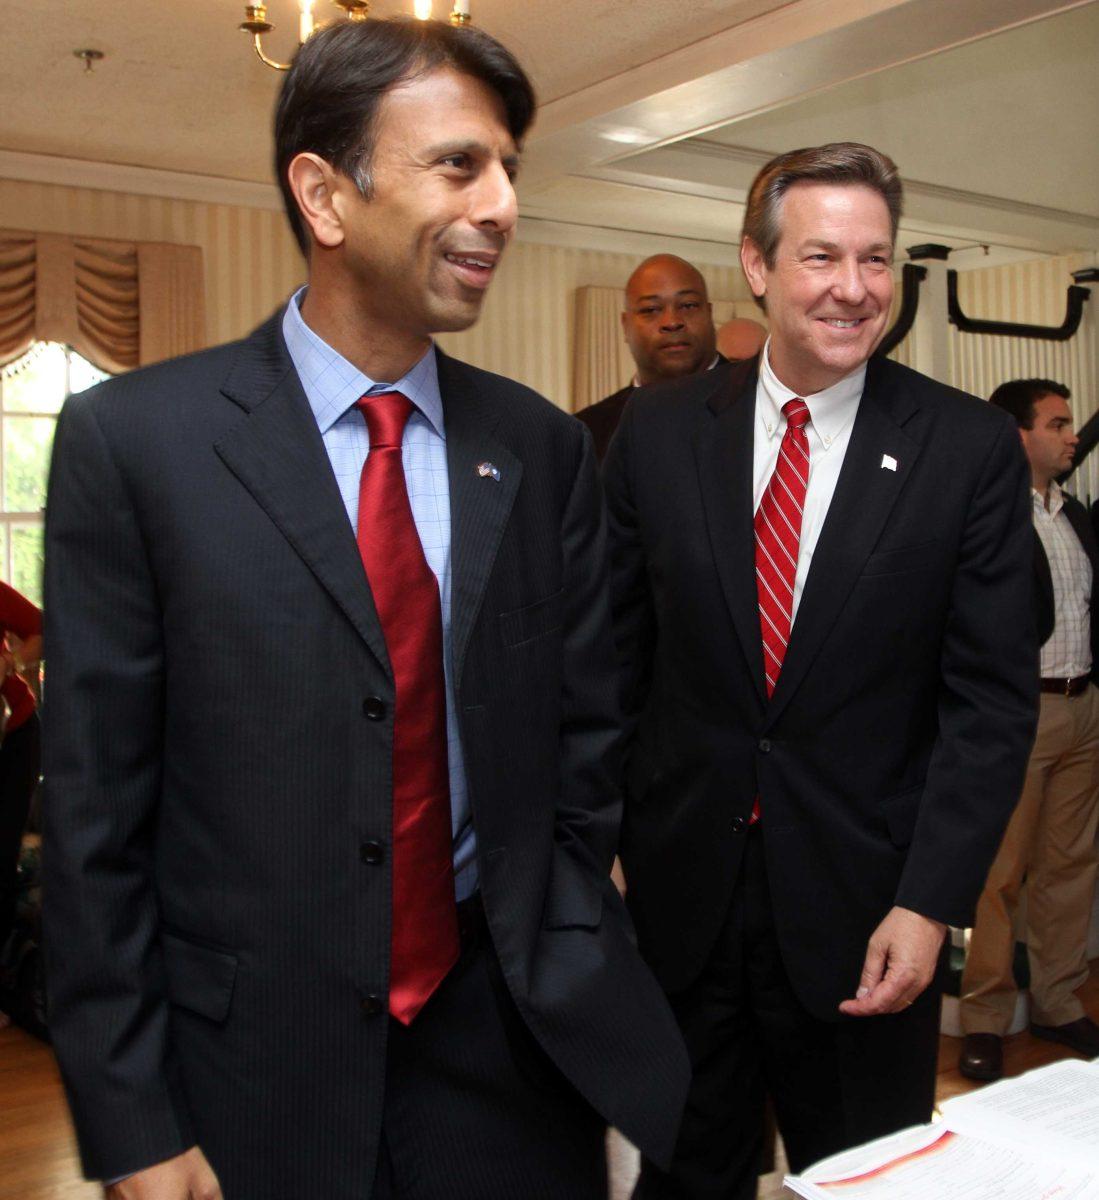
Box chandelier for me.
[240,1,472,71]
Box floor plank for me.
[2,963,1096,1198]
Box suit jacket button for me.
[758,738,771,753]
[731,816,746,834]
[360,840,385,865]
[361,994,384,1018]
[362,697,387,721]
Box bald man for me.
[717,317,767,363]
[577,255,722,462]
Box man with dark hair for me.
[44,18,687,1200]
[960,378,1099,1082]
[604,142,1037,1197]
[577,254,722,462]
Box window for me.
[0,343,110,606]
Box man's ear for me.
[286,153,346,250]
[740,237,767,302]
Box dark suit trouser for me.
[0,713,39,949]
[634,828,942,1199]
[371,898,607,1200]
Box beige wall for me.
[0,177,751,410]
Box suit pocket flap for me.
[880,785,923,849]
[500,590,564,647]
[862,540,941,577]
[162,931,238,1023]
[543,855,604,929]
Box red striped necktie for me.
[355,391,459,1025]
[751,397,811,819]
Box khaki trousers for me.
[961,685,1099,1033]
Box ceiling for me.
[3,0,1098,268]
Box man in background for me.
[44,18,686,1200]
[577,253,720,461]
[960,378,1099,1082]
[605,141,1037,1198]
[716,316,767,363]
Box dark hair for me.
[741,142,903,270]
[988,378,1071,430]
[275,18,536,255]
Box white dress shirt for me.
[753,339,864,623]
[1033,481,1093,678]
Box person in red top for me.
[0,580,42,955]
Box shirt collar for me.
[757,337,864,450]
[1034,480,1064,518]
[282,287,444,438]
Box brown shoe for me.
[1029,1016,1099,1058]
[959,1033,1003,1081]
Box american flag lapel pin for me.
[477,461,501,482]
[881,454,898,472]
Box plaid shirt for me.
[1034,482,1093,678]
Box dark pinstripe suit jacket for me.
[42,310,688,1197]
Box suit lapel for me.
[693,361,767,704]
[764,356,923,727]
[437,351,521,688]
[213,313,392,675]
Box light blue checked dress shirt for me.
[282,290,477,901]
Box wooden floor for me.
[2,965,1097,1199]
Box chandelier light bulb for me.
[298,0,315,43]
[414,0,432,17]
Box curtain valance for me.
[0,230,205,373]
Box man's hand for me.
[105,1147,222,1200]
[838,906,946,1017]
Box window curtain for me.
[0,230,205,373]
[572,286,763,413]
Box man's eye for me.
[680,302,700,311]
[441,154,471,170]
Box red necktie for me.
[752,397,811,820]
[356,392,459,1025]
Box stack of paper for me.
[784,1058,1099,1199]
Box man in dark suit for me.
[960,379,1099,1081]
[577,254,721,461]
[43,19,687,1200]
[604,142,1038,1197]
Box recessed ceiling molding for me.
[0,149,284,211]
[522,0,1093,188]
[633,139,1099,231]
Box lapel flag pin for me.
[881,454,898,472]
[477,461,501,482]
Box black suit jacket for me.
[577,355,728,463]
[604,355,1039,1016]
[577,385,633,463]
[42,311,688,1194]
[1034,492,1099,678]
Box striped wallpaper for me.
[0,177,751,411]
[2,178,1094,426]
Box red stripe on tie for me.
[752,397,811,825]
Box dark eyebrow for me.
[634,289,704,303]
